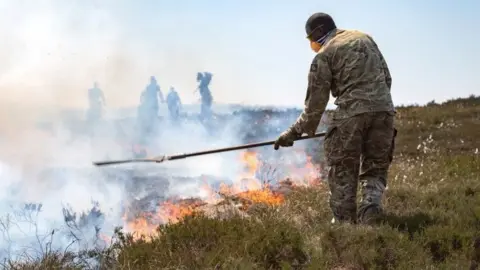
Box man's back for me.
[88,88,103,104]
[145,83,158,97]
[167,91,178,104]
[324,29,394,119]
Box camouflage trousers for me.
[323,111,397,223]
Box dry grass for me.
[5,95,480,269]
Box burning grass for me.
[121,149,321,241]
[5,95,480,269]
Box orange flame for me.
[241,150,260,175]
[122,147,323,241]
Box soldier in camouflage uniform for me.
[274,12,397,224]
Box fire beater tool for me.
[92,132,326,166]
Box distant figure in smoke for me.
[196,72,213,119]
[140,76,164,117]
[86,82,106,123]
[166,86,182,120]
[137,76,164,140]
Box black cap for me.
[305,12,336,40]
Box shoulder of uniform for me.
[329,29,373,49]
[340,28,366,34]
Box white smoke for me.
[0,1,322,263]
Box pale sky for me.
[0,0,478,110]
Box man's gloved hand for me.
[274,127,301,150]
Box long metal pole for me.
[92,132,326,166]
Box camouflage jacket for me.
[292,29,395,135]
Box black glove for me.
[274,127,301,150]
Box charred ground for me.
[6,95,480,270]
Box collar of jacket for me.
[316,28,343,46]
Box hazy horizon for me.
[1,0,478,113]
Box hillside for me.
[6,95,480,270]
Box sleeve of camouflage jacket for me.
[292,52,332,136]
